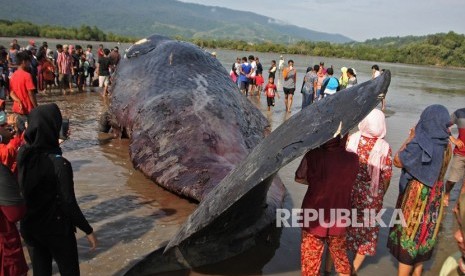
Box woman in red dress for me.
[346,109,393,273]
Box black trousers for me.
[25,233,80,276]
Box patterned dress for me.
[347,136,393,256]
[387,145,452,265]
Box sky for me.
[179,0,465,41]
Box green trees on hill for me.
[190,31,465,68]
[0,20,135,42]
[1,19,464,68]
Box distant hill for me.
[0,0,353,44]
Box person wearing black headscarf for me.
[17,103,97,276]
[387,104,452,276]
[0,163,28,275]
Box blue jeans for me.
[301,90,313,109]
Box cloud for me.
[267,18,289,26]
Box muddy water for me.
[5,37,465,275]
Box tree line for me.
[190,31,465,68]
[0,20,135,43]
[1,20,464,68]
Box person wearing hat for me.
[211,52,217,58]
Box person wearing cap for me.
[211,52,217,58]
[346,68,358,88]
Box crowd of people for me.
[296,103,465,275]
[229,55,387,114]
[0,39,121,99]
[0,38,119,275]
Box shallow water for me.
[4,37,465,275]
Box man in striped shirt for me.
[56,44,74,94]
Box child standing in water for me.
[264,77,279,111]
[255,73,264,97]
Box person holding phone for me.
[283,60,297,113]
[18,104,97,275]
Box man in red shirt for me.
[9,52,37,115]
[97,44,104,59]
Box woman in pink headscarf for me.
[345,108,393,273]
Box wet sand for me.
[3,38,464,275]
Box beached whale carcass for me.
[108,35,275,202]
[106,34,391,275]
